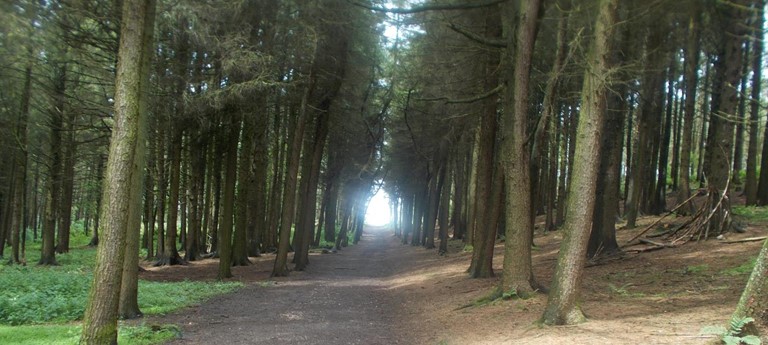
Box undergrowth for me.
[0,324,180,345]
[0,232,242,344]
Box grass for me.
[0,324,179,345]
[139,280,242,315]
[684,264,709,274]
[733,205,768,222]
[722,257,757,276]
[0,228,243,343]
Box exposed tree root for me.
[153,254,187,266]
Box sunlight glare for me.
[365,190,392,226]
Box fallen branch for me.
[639,238,674,247]
[720,236,768,244]
[626,245,666,253]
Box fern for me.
[702,317,762,345]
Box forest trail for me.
[146,220,767,345]
[161,227,407,345]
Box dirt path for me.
[160,227,406,345]
[146,219,766,345]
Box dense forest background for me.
[4,0,768,342]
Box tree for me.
[80,0,156,342]
[701,0,748,236]
[498,0,543,297]
[675,3,701,214]
[731,237,768,336]
[541,0,619,325]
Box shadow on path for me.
[162,227,406,345]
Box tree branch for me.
[417,84,503,104]
[350,0,508,14]
[447,23,506,48]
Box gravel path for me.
[163,228,406,345]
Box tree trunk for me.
[499,0,542,296]
[57,96,77,254]
[8,59,32,263]
[81,0,155,341]
[750,1,766,205]
[542,0,617,325]
[676,8,701,215]
[295,108,331,270]
[118,0,155,317]
[438,162,451,255]
[185,135,205,261]
[731,238,768,336]
[40,62,67,266]
[703,0,748,235]
[468,3,501,278]
[232,115,254,267]
[217,114,240,279]
[697,61,712,186]
[272,88,309,276]
[156,127,183,265]
[650,55,677,214]
[625,22,667,227]
[248,96,269,256]
[423,166,441,250]
[733,42,751,187]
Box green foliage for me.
[0,245,241,325]
[501,290,518,300]
[723,258,757,276]
[701,317,761,345]
[685,264,709,274]
[138,280,242,315]
[0,324,179,345]
[733,206,768,222]
[0,266,90,325]
[118,324,181,344]
[607,283,644,298]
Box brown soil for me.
[141,216,765,345]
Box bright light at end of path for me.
[365,190,391,227]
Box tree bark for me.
[542,0,617,325]
[625,22,667,228]
[676,8,701,215]
[118,0,155,318]
[8,8,35,265]
[499,0,542,296]
[731,237,768,336]
[704,0,748,235]
[468,4,501,278]
[81,0,155,341]
[40,62,67,266]
[232,114,254,267]
[218,114,240,279]
[749,1,765,205]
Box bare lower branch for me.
[417,84,503,104]
[446,23,506,48]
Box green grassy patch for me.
[0,324,179,345]
[722,257,757,276]
[608,283,645,298]
[733,205,768,222]
[139,280,242,315]
[0,241,242,326]
[0,259,242,324]
[685,264,709,274]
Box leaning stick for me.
[622,190,702,247]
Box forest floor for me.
[141,210,767,345]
